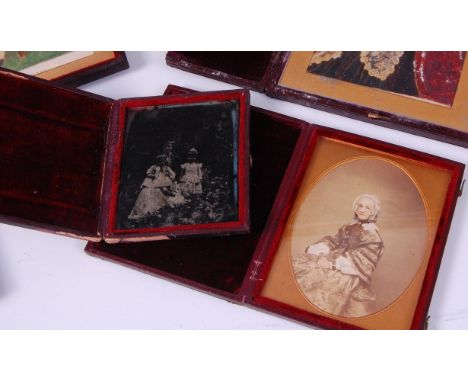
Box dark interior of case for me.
[87,106,301,294]
[167,52,274,84]
[0,70,112,236]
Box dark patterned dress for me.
[293,221,384,317]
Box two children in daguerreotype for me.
[128,147,203,220]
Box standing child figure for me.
[179,148,203,198]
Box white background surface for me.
[1,51,468,329]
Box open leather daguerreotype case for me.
[166,51,468,148]
[0,51,129,87]
[0,69,250,242]
[86,85,465,330]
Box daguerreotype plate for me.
[102,90,250,242]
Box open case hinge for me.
[424,315,431,330]
[240,260,264,304]
[459,179,466,197]
[249,260,264,282]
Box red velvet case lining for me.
[0,69,112,237]
[0,72,251,241]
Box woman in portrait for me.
[293,194,384,317]
[128,155,179,220]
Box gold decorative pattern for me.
[309,51,342,66]
[360,51,404,81]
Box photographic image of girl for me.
[128,154,183,220]
[179,148,203,198]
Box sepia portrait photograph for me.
[115,99,242,232]
[290,157,428,318]
[256,134,457,329]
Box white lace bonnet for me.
[352,194,381,221]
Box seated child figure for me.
[128,155,177,220]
